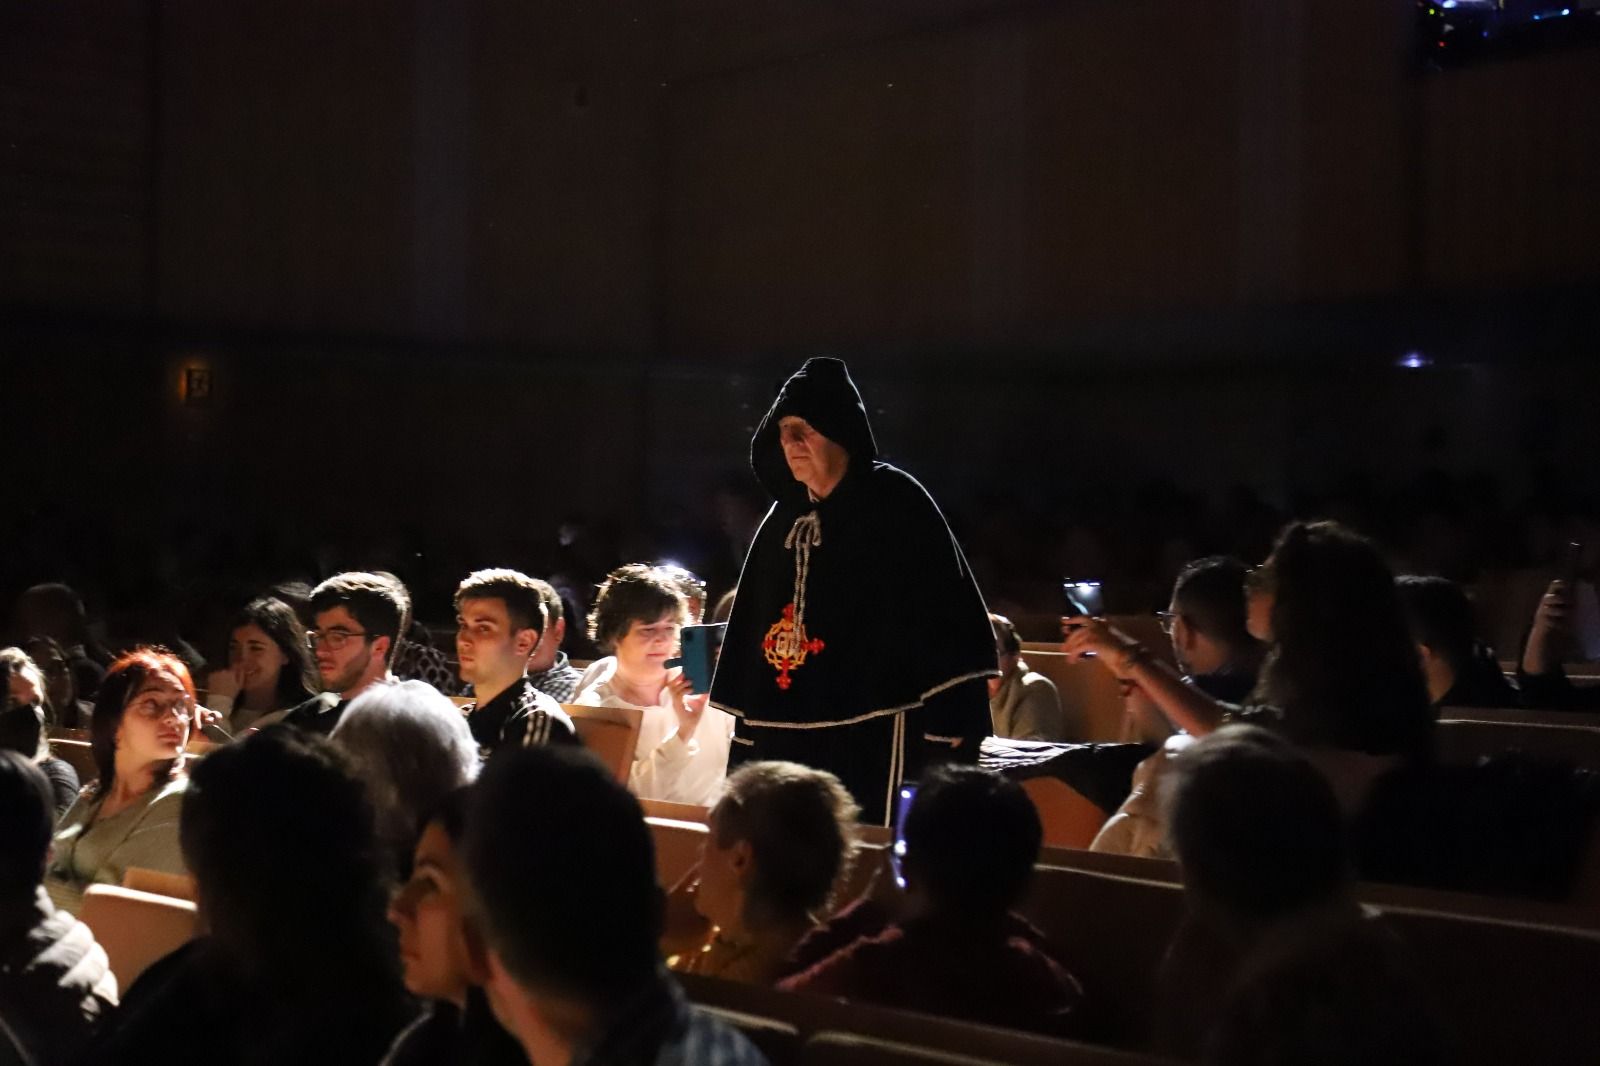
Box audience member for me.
[781,765,1085,1038]
[524,576,585,702]
[22,635,94,728]
[1,649,80,814]
[455,569,577,753]
[281,572,405,735]
[462,744,768,1066]
[1064,556,1264,744]
[1158,725,1452,1065]
[675,761,859,984]
[0,751,117,1066]
[1519,552,1600,710]
[657,564,708,624]
[331,679,480,881]
[82,728,415,1066]
[203,597,319,733]
[1081,523,1433,857]
[1397,576,1520,709]
[381,789,525,1066]
[47,649,193,913]
[14,582,109,699]
[988,613,1071,741]
[576,564,734,806]
[710,358,997,827]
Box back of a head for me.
[0,751,52,906]
[1257,521,1432,758]
[464,745,662,1003]
[990,614,1021,658]
[1396,575,1478,672]
[332,679,479,875]
[902,765,1041,920]
[1173,557,1258,652]
[713,760,859,923]
[1167,725,1349,925]
[182,729,386,973]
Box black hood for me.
[750,357,879,499]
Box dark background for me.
[4,0,1599,641]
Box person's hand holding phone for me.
[1063,616,1145,679]
[1523,579,1573,676]
[665,667,708,743]
[205,662,244,704]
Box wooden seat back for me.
[77,884,199,989]
[563,702,642,783]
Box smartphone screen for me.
[1061,579,1105,618]
[679,623,728,692]
[891,783,918,889]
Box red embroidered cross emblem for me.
[762,602,825,690]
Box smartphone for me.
[678,623,727,693]
[891,782,918,888]
[1061,579,1105,618]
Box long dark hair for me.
[1250,521,1433,760]
[89,648,195,792]
[231,597,318,708]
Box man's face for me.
[527,615,564,673]
[310,606,379,694]
[778,416,850,497]
[456,597,533,687]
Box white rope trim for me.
[730,734,754,747]
[710,669,996,729]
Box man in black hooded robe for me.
[708,358,997,825]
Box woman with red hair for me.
[47,649,195,913]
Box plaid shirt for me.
[528,651,583,704]
[571,976,767,1066]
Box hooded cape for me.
[709,358,996,734]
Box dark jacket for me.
[0,888,117,1066]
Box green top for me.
[45,774,189,915]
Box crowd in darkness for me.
[2,357,1599,1066]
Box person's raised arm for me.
[1062,617,1228,737]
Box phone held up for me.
[1061,579,1105,619]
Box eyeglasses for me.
[305,628,370,652]
[1156,611,1179,636]
[126,694,195,721]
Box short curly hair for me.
[586,565,687,653]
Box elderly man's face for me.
[779,416,850,499]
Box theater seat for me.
[122,866,198,902]
[696,1005,802,1066]
[800,1031,1006,1066]
[647,816,708,892]
[1020,777,1107,849]
[47,737,98,786]
[77,884,199,989]
[564,703,642,783]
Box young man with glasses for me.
[281,573,405,736]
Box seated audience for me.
[576,564,735,807]
[1519,563,1600,710]
[462,744,768,1066]
[1397,575,1520,709]
[988,613,1071,741]
[382,790,525,1066]
[454,569,577,753]
[47,649,194,913]
[14,582,109,699]
[377,571,464,697]
[523,576,584,702]
[0,751,117,1066]
[1158,725,1452,1065]
[781,765,1085,1038]
[675,761,859,983]
[22,635,95,728]
[657,563,708,624]
[2,647,80,813]
[82,728,415,1066]
[331,679,481,881]
[281,572,405,735]
[1064,555,1264,744]
[1079,524,1432,857]
[203,597,319,733]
